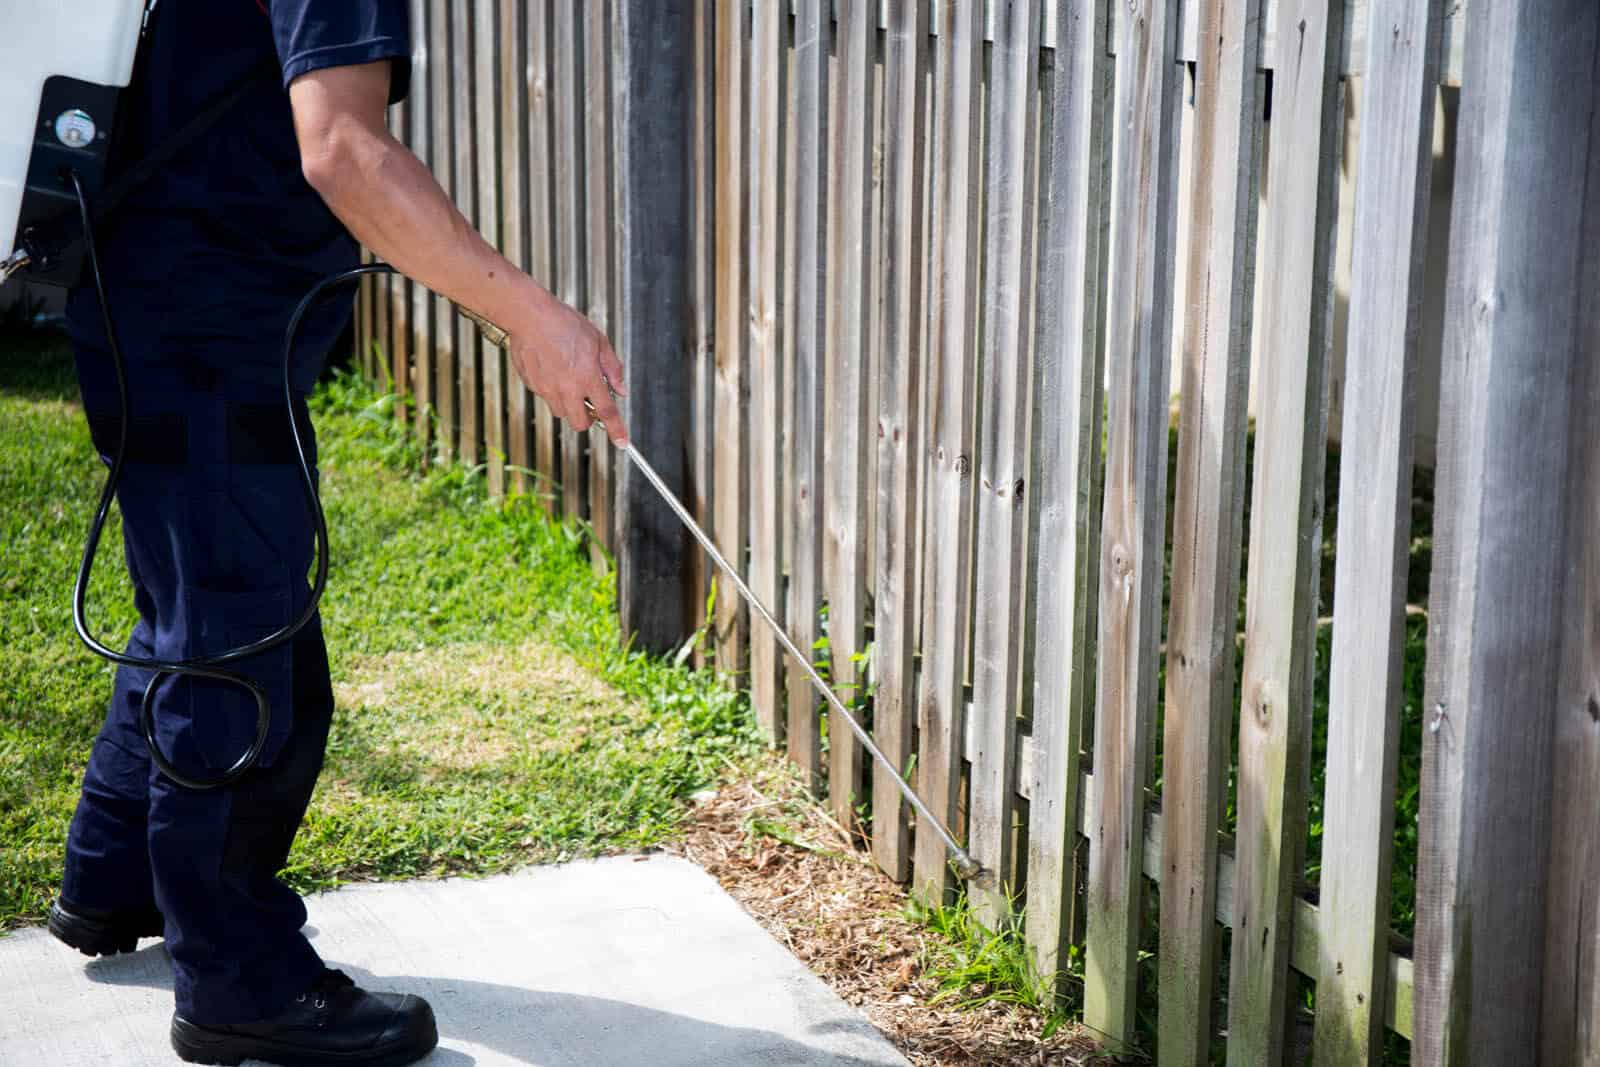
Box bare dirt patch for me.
[662,759,1106,1066]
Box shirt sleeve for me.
[269,0,412,104]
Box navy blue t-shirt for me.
[67,0,411,390]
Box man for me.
[46,2,627,1064]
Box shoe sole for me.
[170,1006,439,1067]
[47,902,157,958]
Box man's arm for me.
[288,59,628,445]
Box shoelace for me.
[294,968,356,1012]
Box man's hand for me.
[504,285,629,446]
[288,59,629,446]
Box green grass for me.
[907,891,1080,1043]
[0,333,759,928]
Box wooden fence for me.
[354,2,1600,1063]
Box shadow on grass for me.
[0,328,78,403]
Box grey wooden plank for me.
[552,2,586,520]
[968,0,1040,930]
[1540,47,1600,1059]
[780,1,800,698]
[871,0,932,884]
[911,0,982,907]
[388,88,411,421]
[1224,1,1344,1063]
[501,0,532,493]
[475,0,505,496]
[1083,0,1183,1043]
[451,0,478,467]
[1022,0,1109,997]
[411,0,435,455]
[528,0,559,507]
[1156,0,1263,1058]
[785,0,830,791]
[584,0,615,553]
[356,251,371,377]
[823,0,874,830]
[379,247,393,386]
[711,0,747,676]
[747,0,786,745]
[427,0,456,464]
[613,0,694,655]
[1312,1,1440,1062]
[1415,3,1600,1062]
[687,0,715,662]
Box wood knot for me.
[955,455,971,478]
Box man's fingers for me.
[588,390,628,447]
[549,391,583,431]
[599,340,628,397]
[566,391,595,432]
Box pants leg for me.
[61,339,338,1023]
[59,623,160,918]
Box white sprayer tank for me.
[0,1,145,259]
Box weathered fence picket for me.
[475,0,504,496]
[551,2,584,520]
[911,0,981,908]
[1157,0,1262,1057]
[1022,0,1107,1003]
[1226,0,1345,1061]
[427,0,454,463]
[1315,1,1441,1061]
[452,0,478,468]
[363,3,1600,1061]
[869,0,930,885]
[823,0,874,830]
[528,0,557,509]
[499,0,530,492]
[784,0,829,793]
[1083,0,1182,1044]
[968,0,1038,930]
[710,0,745,676]
[746,0,785,744]
[583,0,613,552]
[387,72,411,423]
[408,0,433,453]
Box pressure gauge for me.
[53,109,97,149]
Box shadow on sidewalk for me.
[84,945,900,1066]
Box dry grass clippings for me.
[662,759,1109,1067]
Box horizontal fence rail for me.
[355,2,1600,1063]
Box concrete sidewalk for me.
[0,855,909,1066]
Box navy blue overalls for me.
[59,0,411,1025]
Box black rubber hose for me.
[68,169,394,789]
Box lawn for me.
[0,330,758,928]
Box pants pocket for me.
[149,584,296,779]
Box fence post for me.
[1415,2,1600,1062]
[611,0,692,655]
[1542,73,1600,1058]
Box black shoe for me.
[47,898,164,958]
[170,968,439,1067]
